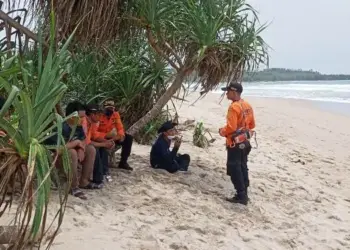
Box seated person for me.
[45,101,98,200]
[150,121,190,173]
[98,99,133,171]
[84,104,115,183]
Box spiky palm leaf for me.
[0,11,76,249]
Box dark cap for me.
[85,103,102,115]
[221,83,243,93]
[157,121,178,134]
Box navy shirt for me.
[44,122,86,145]
[150,135,179,167]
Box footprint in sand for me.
[169,243,189,250]
[175,225,208,235]
[344,234,350,242]
[327,215,342,221]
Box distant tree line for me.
[243,68,350,82]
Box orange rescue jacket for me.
[220,99,255,146]
[82,117,106,145]
[98,112,125,136]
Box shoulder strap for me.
[237,99,247,129]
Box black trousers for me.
[93,147,109,184]
[115,134,133,165]
[174,154,190,172]
[226,141,251,197]
[153,154,191,173]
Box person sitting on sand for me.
[84,104,115,184]
[150,121,190,173]
[45,101,97,200]
[98,99,133,171]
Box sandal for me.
[104,175,113,182]
[71,188,87,200]
[80,182,104,189]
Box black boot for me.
[226,192,248,205]
[118,161,133,171]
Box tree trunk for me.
[126,69,187,136]
[0,10,48,47]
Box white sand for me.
[14,93,350,249]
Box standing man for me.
[219,83,255,205]
[98,99,133,171]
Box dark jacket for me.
[44,122,86,145]
[150,135,179,168]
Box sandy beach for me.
[40,93,350,249]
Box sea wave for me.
[211,81,350,104]
[244,84,350,92]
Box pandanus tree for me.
[125,0,269,135]
[14,0,269,136]
[0,12,77,249]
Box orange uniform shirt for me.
[98,112,125,136]
[81,117,106,145]
[220,99,255,146]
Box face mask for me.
[105,109,113,117]
[167,135,176,140]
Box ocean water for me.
[241,81,350,104]
[212,80,350,116]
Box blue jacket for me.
[150,135,178,167]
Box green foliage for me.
[193,122,210,148]
[64,40,171,129]
[0,11,76,249]
[244,68,350,82]
[129,0,269,92]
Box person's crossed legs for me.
[175,154,190,171]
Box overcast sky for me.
[248,0,350,74]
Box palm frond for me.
[0,10,76,249]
